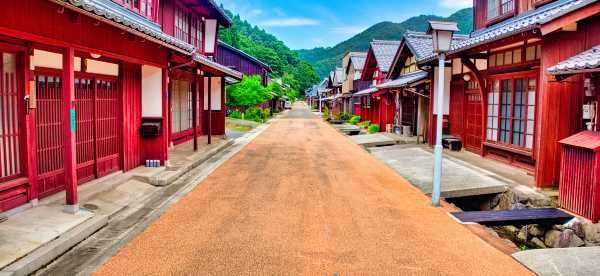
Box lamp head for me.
[427,21,459,53]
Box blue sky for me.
[215,0,472,50]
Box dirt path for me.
[96,104,531,275]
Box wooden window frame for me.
[487,43,541,70]
[486,0,516,26]
[174,4,190,43]
[485,71,538,153]
[113,0,159,21]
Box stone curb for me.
[0,215,108,276]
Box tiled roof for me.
[353,87,378,97]
[57,0,196,53]
[548,44,600,75]
[192,54,243,79]
[218,41,272,72]
[403,31,468,64]
[377,70,428,89]
[451,0,597,53]
[371,40,401,72]
[349,53,368,71]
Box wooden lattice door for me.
[465,91,482,152]
[35,74,65,198]
[75,77,121,182]
[0,53,22,183]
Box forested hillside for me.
[219,8,320,93]
[297,8,473,78]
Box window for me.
[401,56,417,75]
[175,7,189,43]
[487,0,514,21]
[114,0,156,20]
[190,17,203,49]
[486,75,537,149]
[488,45,539,68]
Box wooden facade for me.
[442,0,600,189]
[0,0,240,212]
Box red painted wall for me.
[536,18,600,187]
[449,79,465,140]
[0,0,167,67]
[121,63,143,171]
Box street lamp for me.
[427,21,458,207]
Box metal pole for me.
[432,53,446,207]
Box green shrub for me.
[349,116,361,124]
[322,106,330,121]
[262,108,271,121]
[340,112,352,121]
[229,110,242,119]
[368,124,380,134]
[360,121,371,127]
[245,107,264,122]
[333,112,342,120]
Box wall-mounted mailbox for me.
[141,118,162,138]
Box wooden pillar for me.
[192,68,198,151]
[24,49,38,204]
[62,47,78,213]
[207,74,212,145]
[162,68,169,165]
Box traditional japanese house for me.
[331,68,345,114]
[357,40,401,131]
[0,0,241,213]
[216,40,272,110]
[423,0,600,200]
[341,52,369,115]
[547,38,600,221]
[216,41,271,87]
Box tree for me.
[226,75,272,109]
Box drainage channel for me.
[34,144,239,276]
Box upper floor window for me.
[114,0,157,20]
[175,6,190,43]
[401,56,417,75]
[488,44,540,68]
[487,0,514,21]
[190,16,204,49]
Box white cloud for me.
[248,9,263,17]
[260,18,320,27]
[439,0,472,9]
[331,26,367,36]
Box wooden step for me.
[451,208,574,226]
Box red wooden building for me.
[357,40,401,131]
[437,0,600,190]
[0,0,241,213]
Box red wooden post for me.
[162,68,169,165]
[192,68,198,151]
[63,47,78,213]
[24,49,39,204]
[207,74,212,145]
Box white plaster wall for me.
[142,65,163,117]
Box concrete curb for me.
[0,215,108,276]
[150,139,235,186]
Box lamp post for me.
[427,21,458,207]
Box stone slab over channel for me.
[349,133,399,147]
[513,247,600,276]
[370,146,507,198]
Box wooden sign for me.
[28,80,37,109]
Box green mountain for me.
[297,8,473,78]
[219,8,320,93]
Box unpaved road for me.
[96,103,531,275]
